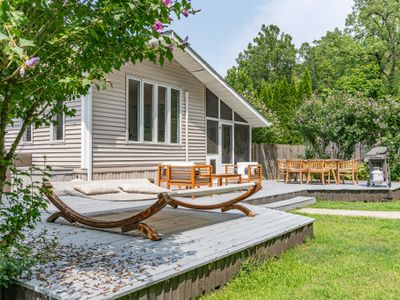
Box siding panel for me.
[92,60,206,168]
[4,100,82,168]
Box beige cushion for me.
[119,182,169,194]
[73,183,120,195]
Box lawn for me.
[203,214,400,300]
[310,199,400,211]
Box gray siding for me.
[91,60,206,169]
[4,100,82,168]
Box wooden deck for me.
[3,195,313,300]
[245,180,400,204]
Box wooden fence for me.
[252,144,306,180]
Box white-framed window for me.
[22,123,33,143]
[50,112,65,142]
[126,76,181,144]
[205,88,251,164]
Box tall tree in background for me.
[299,29,369,95]
[231,24,297,90]
[347,0,400,95]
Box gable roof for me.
[167,31,270,128]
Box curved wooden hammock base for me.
[43,182,261,241]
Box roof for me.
[167,31,270,128]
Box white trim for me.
[50,112,65,144]
[184,45,270,127]
[81,87,93,181]
[249,125,252,161]
[166,31,269,128]
[185,91,189,161]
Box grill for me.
[364,146,391,187]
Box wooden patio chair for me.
[157,161,195,187]
[285,160,307,184]
[224,162,263,186]
[277,159,287,181]
[337,160,359,185]
[43,179,261,241]
[168,164,213,189]
[306,160,331,185]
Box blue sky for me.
[171,0,354,76]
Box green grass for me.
[310,199,400,211]
[203,214,400,300]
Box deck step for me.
[260,196,316,211]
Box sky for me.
[171,0,354,76]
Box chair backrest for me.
[286,159,305,170]
[338,160,357,171]
[277,159,287,171]
[169,165,212,184]
[307,160,325,170]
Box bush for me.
[0,164,51,287]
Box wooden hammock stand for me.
[44,181,261,241]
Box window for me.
[22,124,33,143]
[143,83,154,142]
[207,120,218,154]
[220,100,233,120]
[158,86,167,143]
[127,77,181,144]
[170,89,180,144]
[51,112,64,141]
[234,124,250,162]
[234,112,247,123]
[128,79,141,141]
[206,88,218,118]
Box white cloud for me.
[217,0,354,75]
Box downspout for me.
[81,87,93,181]
[185,91,189,162]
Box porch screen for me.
[128,79,140,141]
[234,124,250,162]
[207,120,218,154]
[206,88,218,118]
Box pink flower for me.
[167,44,174,52]
[182,9,189,17]
[162,0,172,7]
[153,20,163,34]
[25,57,40,68]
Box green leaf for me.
[0,32,9,41]
[11,45,24,57]
[19,38,34,47]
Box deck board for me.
[13,198,313,300]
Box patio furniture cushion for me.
[119,181,169,194]
[74,183,120,195]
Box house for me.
[6,32,269,181]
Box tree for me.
[347,0,400,95]
[230,24,297,90]
[296,93,400,160]
[298,68,312,100]
[0,0,195,285]
[335,63,386,98]
[299,29,369,95]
